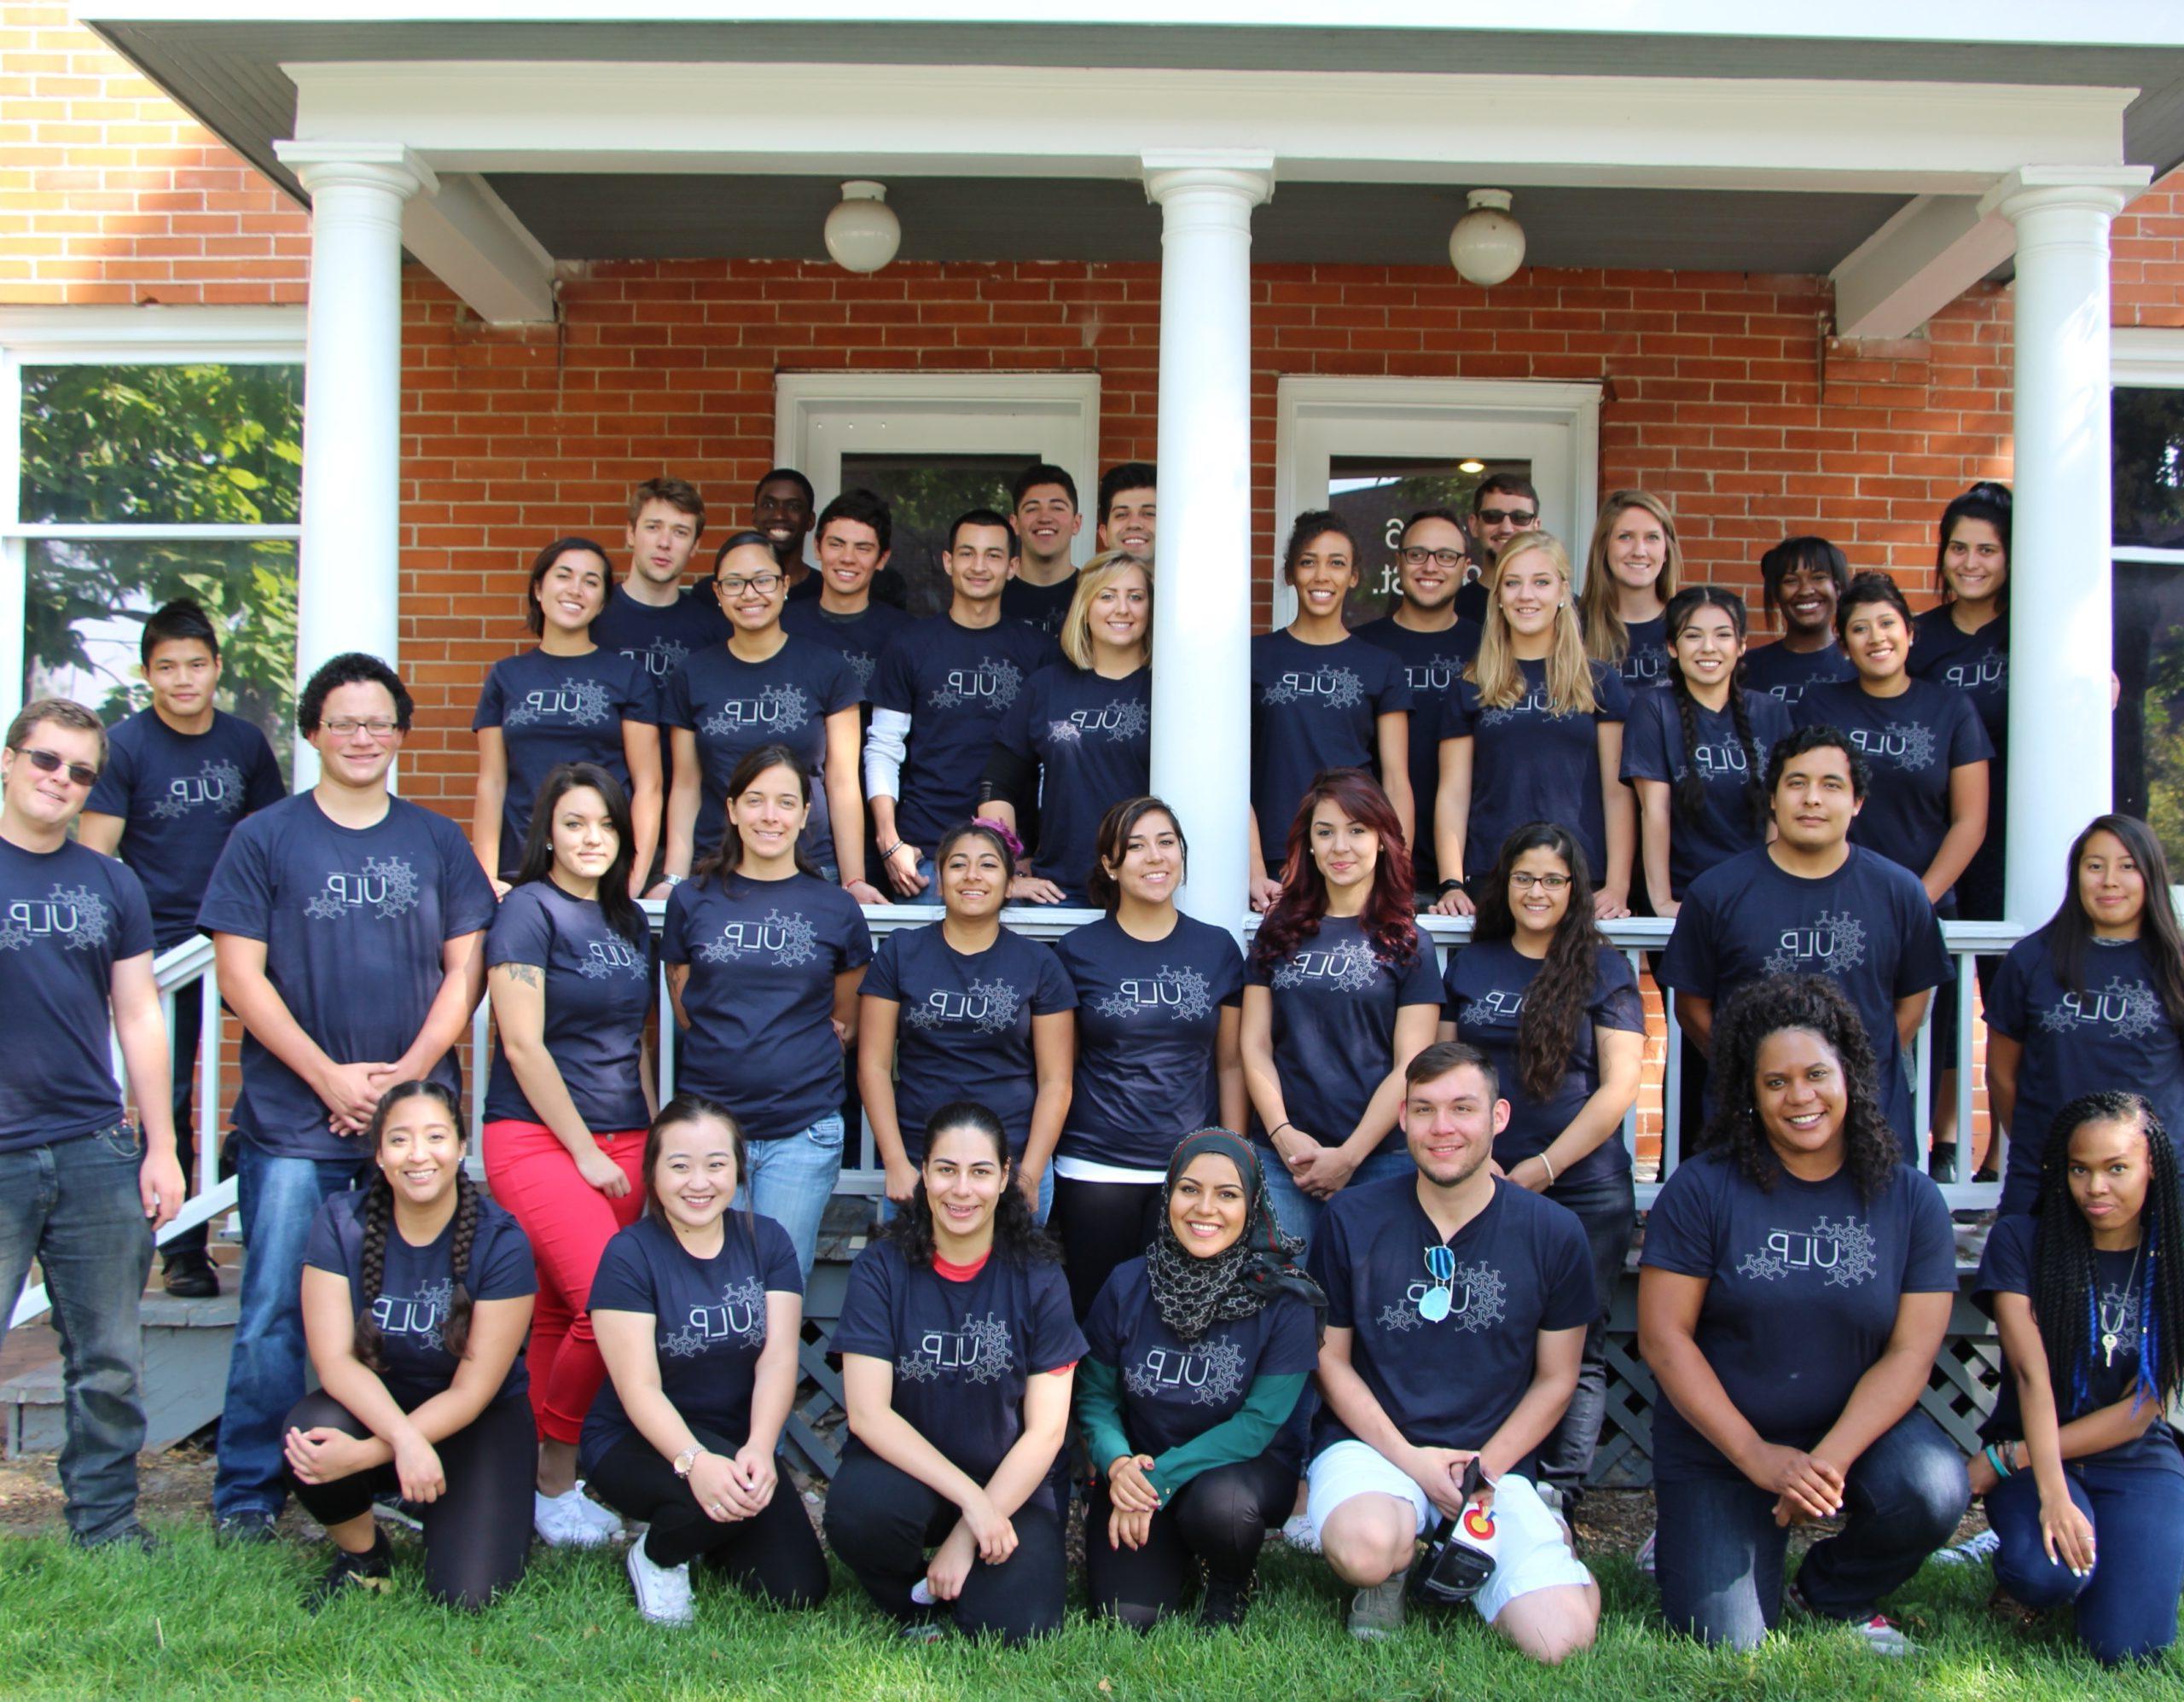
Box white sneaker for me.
[1280,1512,1322,1554]
[625,1532,694,1626]
[1348,1576,1408,1640]
[570,1483,626,1542]
[1935,1528,1999,1567]
[1844,1612,1917,1657]
[535,1485,617,1548]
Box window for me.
[1,309,305,778]
[837,451,1025,618]
[1327,454,1532,626]
[2111,329,2184,855]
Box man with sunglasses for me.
[197,653,498,1542]
[1301,1041,1600,1659]
[1463,474,1544,619]
[0,698,185,1550]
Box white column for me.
[1978,166,2147,923]
[1143,154,1272,941]
[271,141,435,773]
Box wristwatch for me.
[673,1446,704,1478]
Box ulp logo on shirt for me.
[626,639,689,680]
[1735,1215,1879,1288]
[579,936,649,981]
[1091,964,1213,1022]
[1048,698,1151,745]
[904,976,1022,1036]
[930,658,1025,712]
[1475,684,1563,729]
[899,1310,1014,1385]
[2037,978,2164,1041]
[1124,1337,1246,1408]
[1468,988,1526,1026]
[0,883,113,953]
[660,1277,768,1357]
[1762,909,1867,976]
[148,758,247,821]
[1844,723,1938,773]
[1378,1255,1508,1334]
[694,909,821,968]
[1405,657,1463,695]
[1271,937,1380,994]
[1261,667,1365,710]
[304,855,421,923]
[371,1278,454,1351]
[701,685,811,738]
[504,680,613,729]
[1942,654,2007,694]
[1689,740,1755,781]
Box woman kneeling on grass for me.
[825,1101,1085,1644]
[282,1082,537,1611]
[1077,1129,1323,1630]
[580,1095,827,1626]
[1969,1090,2184,1665]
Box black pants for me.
[166,990,210,1261]
[282,1390,534,1610]
[822,1443,1066,1644]
[1083,1455,1291,1627]
[586,1426,829,1603]
[1535,1170,1635,1499]
[1052,1175,1165,1320]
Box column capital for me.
[1141,152,1275,209]
[1977,165,2149,225]
[274,140,439,203]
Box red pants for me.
[482,1118,646,1446]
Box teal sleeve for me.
[1146,1372,1309,1501]
[1076,1356,1136,1477]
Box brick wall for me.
[2115,176,2184,328]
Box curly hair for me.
[350,1081,479,1374]
[1253,769,1419,974]
[2030,1091,2184,1422]
[1470,822,1606,1104]
[881,1101,1059,1268]
[1699,974,1900,1203]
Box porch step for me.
[2,1291,237,1456]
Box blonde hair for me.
[1060,550,1152,671]
[1467,531,1598,715]
[1578,489,1682,665]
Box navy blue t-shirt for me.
[1619,688,1796,898]
[471,647,656,877]
[485,880,654,1133]
[1658,846,1950,1155]
[85,707,286,948]
[1000,574,1078,636]
[197,794,501,1161]
[781,595,915,706]
[833,1240,1087,1513]
[591,584,733,818]
[0,838,154,1152]
[1249,630,1411,866]
[1083,1256,1318,1470]
[304,1187,536,1412]
[1741,639,1856,707]
[1610,613,1674,694]
[1054,914,1246,1170]
[1442,940,1644,1186]
[1795,678,1991,903]
[1306,1176,1594,1465]
[662,870,873,1141]
[863,922,1078,1161]
[663,636,859,871]
[1246,916,1443,1159]
[1909,607,2009,918]
[1986,932,2184,1211]
[1444,658,1630,883]
[1976,1213,2181,1474]
[578,1212,804,1472]
[1641,1151,1957,1482]
[872,614,1060,850]
[1356,613,1481,890]
[994,663,1151,903]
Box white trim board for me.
[2114,326,2184,388]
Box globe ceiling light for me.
[1449,189,1525,287]
[824,180,901,274]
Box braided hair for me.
[1664,586,1768,835]
[350,1080,480,1373]
[882,1101,1058,1269]
[1471,822,1605,1104]
[1700,974,1899,1204]
[2030,1091,2184,1422]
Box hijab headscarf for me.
[1147,1129,1327,1344]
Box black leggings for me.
[282,1390,533,1610]
[1052,1175,1165,1319]
[822,1443,1066,1644]
[1083,1455,1292,1628]
[585,1425,829,1603]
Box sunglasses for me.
[1420,1244,1457,1322]
[11,746,99,788]
[1475,508,1538,527]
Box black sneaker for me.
[1198,1569,1255,1631]
[161,1250,219,1298]
[308,1531,392,1612]
[73,1521,159,1554]
[214,1509,277,1546]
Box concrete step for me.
[3,1290,238,1456]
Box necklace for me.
[2099,1241,2146,1368]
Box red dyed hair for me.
[1252,768,1420,973]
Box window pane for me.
[2113,386,2184,550]
[18,363,304,526]
[836,453,1022,618]
[25,537,298,787]
[2112,559,2184,858]
[1327,456,1527,626]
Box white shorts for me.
[1303,1440,1594,1624]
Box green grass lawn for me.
[0,1523,2175,1701]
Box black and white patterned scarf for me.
[1147,1129,1326,1344]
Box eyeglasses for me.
[11,746,99,787]
[321,717,400,741]
[1420,1245,1457,1322]
[1510,871,1571,891]
[1475,508,1537,527]
[1400,547,1468,569]
[717,572,784,597]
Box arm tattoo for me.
[503,963,543,990]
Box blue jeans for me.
[212,1137,372,1519]
[1655,1408,1968,1649]
[1257,1143,1415,1251]
[1989,1455,2184,1664]
[735,1112,843,1281]
[877,1162,1054,1226]
[0,1126,155,1543]
[1536,1169,1635,1498]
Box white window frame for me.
[773,371,1102,568]
[1271,375,1603,623]
[0,305,307,715]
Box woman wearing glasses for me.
[661,530,879,901]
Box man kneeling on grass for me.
[1300,1041,1601,1662]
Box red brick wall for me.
[2115,177,2184,328]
